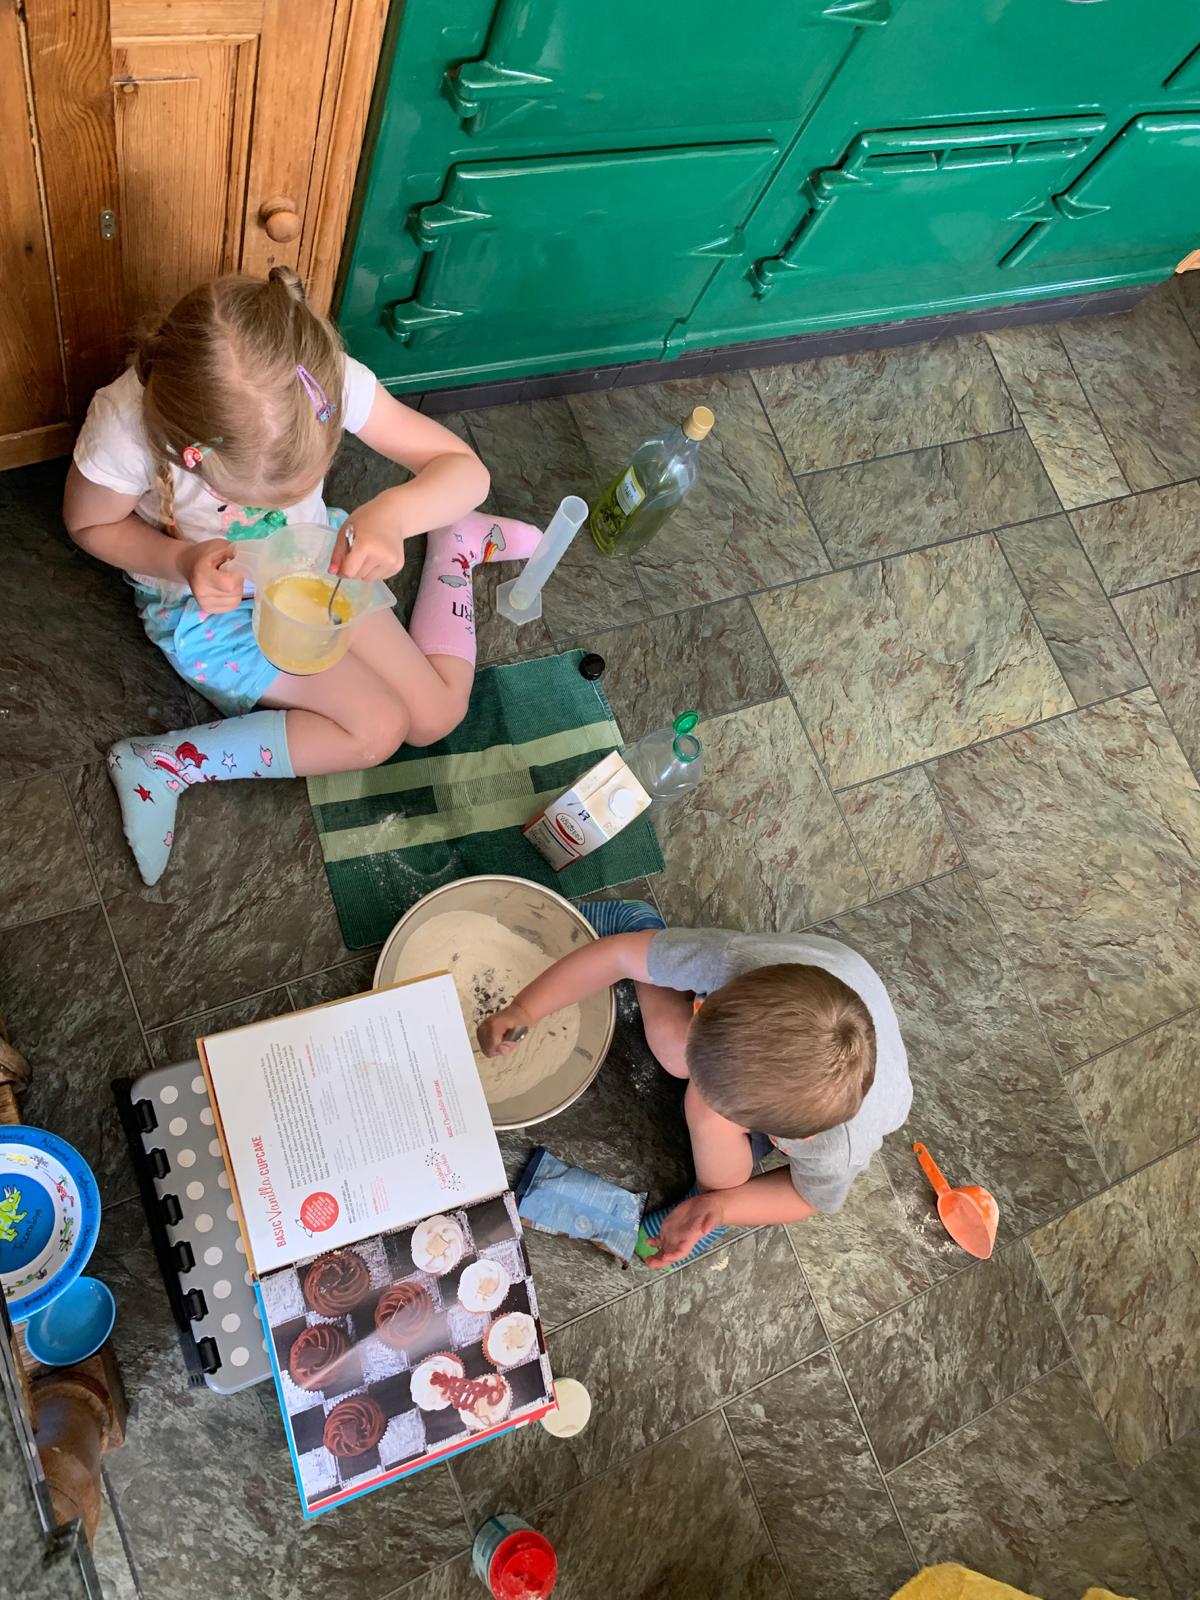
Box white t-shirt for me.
[73,355,378,594]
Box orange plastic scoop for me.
[913,1142,999,1259]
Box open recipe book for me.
[199,976,555,1517]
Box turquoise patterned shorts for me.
[135,588,281,717]
[135,510,348,718]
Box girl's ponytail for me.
[268,264,306,303]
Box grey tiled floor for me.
[4,283,1200,1600]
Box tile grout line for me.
[0,894,100,937]
[919,750,1097,1074]
[990,516,1079,708]
[745,366,835,573]
[1106,556,1200,602]
[827,1344,923,1574]
[788,423,1022,485]
[744,599,882,900]
[995,386,1150,705]
[1022,1242,1171,1578]
[1099,624,1200,791]
[881,1352,1078,1483]
[1050,322,1135,502]
[777,1224,920,1571]
[59,770,156,1070]
[913,760,1115,1208]
[98,1463,146,1600]
[444,1456,478,1548]
[774,1235,915,1574]
[1064,995,1200,1078]
[779,1231,919,1575]
[981,321,1127,518]
[822,682,1141,801]
[716,1407,800,1600]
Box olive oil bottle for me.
[589,406,714,556]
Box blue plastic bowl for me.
[24,1276,115,1366]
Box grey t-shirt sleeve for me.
[774,1126,869,1215]
[645,927,741,994]
[783,1151,862,1215]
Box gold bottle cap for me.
[682,406,714,442]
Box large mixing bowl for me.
[373,876,615,1129]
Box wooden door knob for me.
[259,197,302,243]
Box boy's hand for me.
[645,1193,725,1268]
[331,496,406,581]
[477,1003,533,1058]
[181,539,243,614]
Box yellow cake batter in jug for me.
[256,574,353,674]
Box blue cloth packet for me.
[515,1147,646,1264]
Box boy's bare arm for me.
[476,931,656,1057]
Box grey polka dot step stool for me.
[115,1059,271,1393]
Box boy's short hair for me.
[686,964,876,1138]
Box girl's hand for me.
[330,498,406,582]
[181,539,243,613]
[477,1003,533,1059]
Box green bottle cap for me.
[672,710,701,764]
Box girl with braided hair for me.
[65,269,541,884]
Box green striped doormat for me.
[307,650,665,949]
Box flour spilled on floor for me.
[391,910,580,1103]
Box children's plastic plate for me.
[0,1125,101,1321]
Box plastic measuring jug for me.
[913,1142,999,1259]
[230,522,396,675]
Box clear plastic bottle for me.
[626,711,704,811]
[588,406,714,557]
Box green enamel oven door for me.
[339,0,1200,388]
[690,0,1200,346]
[1000,115,1200,279]
[385,143,778,372]
[437,0,871,139]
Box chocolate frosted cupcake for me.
[322,1396,386,1458]
[374,1280,433,1350]
[302,1250,369,1316]
[288,1323,349,1391]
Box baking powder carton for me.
[523,751,651,871]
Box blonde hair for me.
[686,964,877,1138]
[134,267,345,532]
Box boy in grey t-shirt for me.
[478,902,912,1268]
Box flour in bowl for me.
[390,910,581,1104]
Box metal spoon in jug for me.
[327,524,354,625]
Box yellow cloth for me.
[892,1566,1136,1600]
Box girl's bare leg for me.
[258,652,411,774]
[344,609,473,747]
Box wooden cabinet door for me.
[110,0,338,328]
[0,2,68,462]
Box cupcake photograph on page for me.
[255,1192,554,1515]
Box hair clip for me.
[181,438,222,470]
[296,364,336,423]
